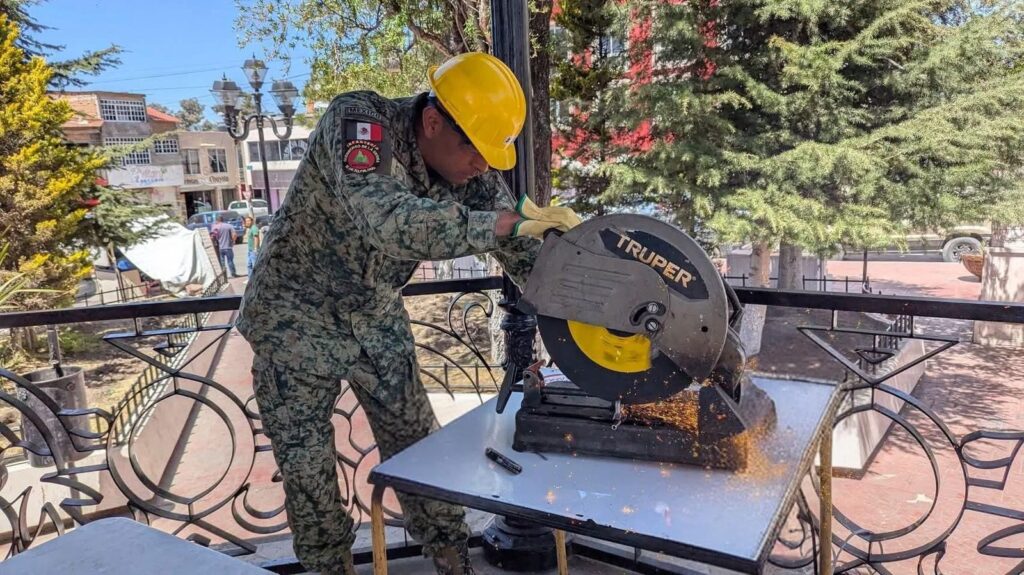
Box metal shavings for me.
[621,392,699,432]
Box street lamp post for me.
[211,56,300,217]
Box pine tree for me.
[0,15,108,308]
[607,0,1024,284]
[550,0,622,215]
[0,0,121,88]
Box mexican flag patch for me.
[346,120,384,142]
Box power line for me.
[88,65,251,85]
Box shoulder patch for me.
[344,141,381,174]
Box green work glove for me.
[512,218,566,239]
[516,196,583,231]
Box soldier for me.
[236,52,582,575]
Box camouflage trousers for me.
[251,342,469,572]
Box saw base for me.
[511,372,777,471]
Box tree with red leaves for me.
[591,0,1024,288]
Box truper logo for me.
[614,232,693,287]
[599,228,709,299]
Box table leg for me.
[371,484,388,575]
[818,422,833,574]
[554,529,568,575]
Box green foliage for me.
[57,326,101,356]
[549,0,625,216]
[176,98,205,130]
[0,15,108,308]
[601,0,1024,254]
[234,0,491,103]
[0,243,57,311]
[0,0,122,89]
[77,185,172,254]
[0,15,167,311]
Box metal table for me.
[369,375,842,574]
[0,517,272,574]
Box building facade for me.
[57,91,186,213]
[176,131,242,216]
[55,91,241,220]
[239,125,312,211]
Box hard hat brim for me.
[474,138,517,171]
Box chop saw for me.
[494,214,777,470]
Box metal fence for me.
[1,278,1022,574]
[723,274,872,293]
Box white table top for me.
[370,375,841,574]
[0,517,272,574]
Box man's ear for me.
[421,106,444,138]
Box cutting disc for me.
[539,316,685,403]
[535,214,728,404]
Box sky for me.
[33,0,312,120]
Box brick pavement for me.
[815,259,1023,574]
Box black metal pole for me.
[253,92,274,215]
[483,1,561,571]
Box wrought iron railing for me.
[1,278,1022,574]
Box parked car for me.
[841,223,991,262]
[185,210,245,243]
[228,199,270,217]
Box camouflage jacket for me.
[236,91,540,376]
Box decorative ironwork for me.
[0,280,509,561]
[1,284,1023,574]
[766,305,1024,574]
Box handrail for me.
[2,279,1023,329]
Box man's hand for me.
[496,211,566,239]
[512,219,566,239]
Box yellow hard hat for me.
[428,52,526,171]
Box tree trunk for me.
[991,223,1008,248]
[740,241,772,357]
[777,241,802,290]
[529,0,553,206]
[749,241,773,287]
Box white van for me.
[228,199,269,217]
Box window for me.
[153,138,179,154]
[208,148,228,173]
[99,99,147,122]
[284,138,308,160]
[247,138,309,162]
[599,35,626,57]
[183,149,201,175]
[104,137,151,165]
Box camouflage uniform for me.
[237,91,539,573]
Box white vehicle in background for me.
[228,199,269,218]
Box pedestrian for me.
[243,215,260,278]
[210,213,238,278]
[236,52,581,575]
